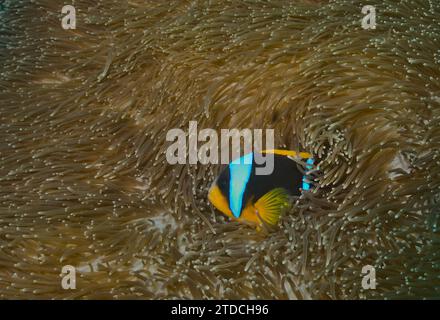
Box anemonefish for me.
[208,149,314,229]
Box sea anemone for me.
[0,0,439,299]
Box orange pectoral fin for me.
[239,202,262,226]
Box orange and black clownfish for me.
[208,149,314,229]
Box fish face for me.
[208,182,260,226]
